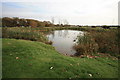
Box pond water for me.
[47,30,84,56]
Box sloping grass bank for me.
[2,39,118,78]
[2,27,49,43]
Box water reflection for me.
[47,30,84,55]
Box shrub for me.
[91,30,119,56]
[73,29,119,57]
[73,33,99,56]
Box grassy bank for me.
[2,39,118,78]
[2,27,49,43]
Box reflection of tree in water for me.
[47,31,55,40]
[47,30,84,55]
[58,30,62,37]
[57,30,69,38]
[63,30,68,38]
[51,31,55,39]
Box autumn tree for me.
[29,20,38,27]
[2,17,13,27]
[19,19,28,27]
[2,17,55,27]
[12,17,19,27]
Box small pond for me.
[47,30,84,56]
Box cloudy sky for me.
[1,0,119,25]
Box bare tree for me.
[63,19,69,25]
[58,18,63,26]
[51,17,54,24]
[58,19,61,25]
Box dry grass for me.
[2,27,48,43]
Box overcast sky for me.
[1,0,119,25]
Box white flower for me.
[16,57,19,59]
[89,74,92,77]
[50,66,53,69]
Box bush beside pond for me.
[74,29,119,57]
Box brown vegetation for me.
[73,29,119,57]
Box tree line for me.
[1,17,55,27]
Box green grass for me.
[2,39,118,78]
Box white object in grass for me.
[16,57,19,59]
[50,66,53,69]
[89,74,92,77]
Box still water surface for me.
[47,30,84,55]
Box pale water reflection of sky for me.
[1,0,119,25]
[47,30,84,55]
